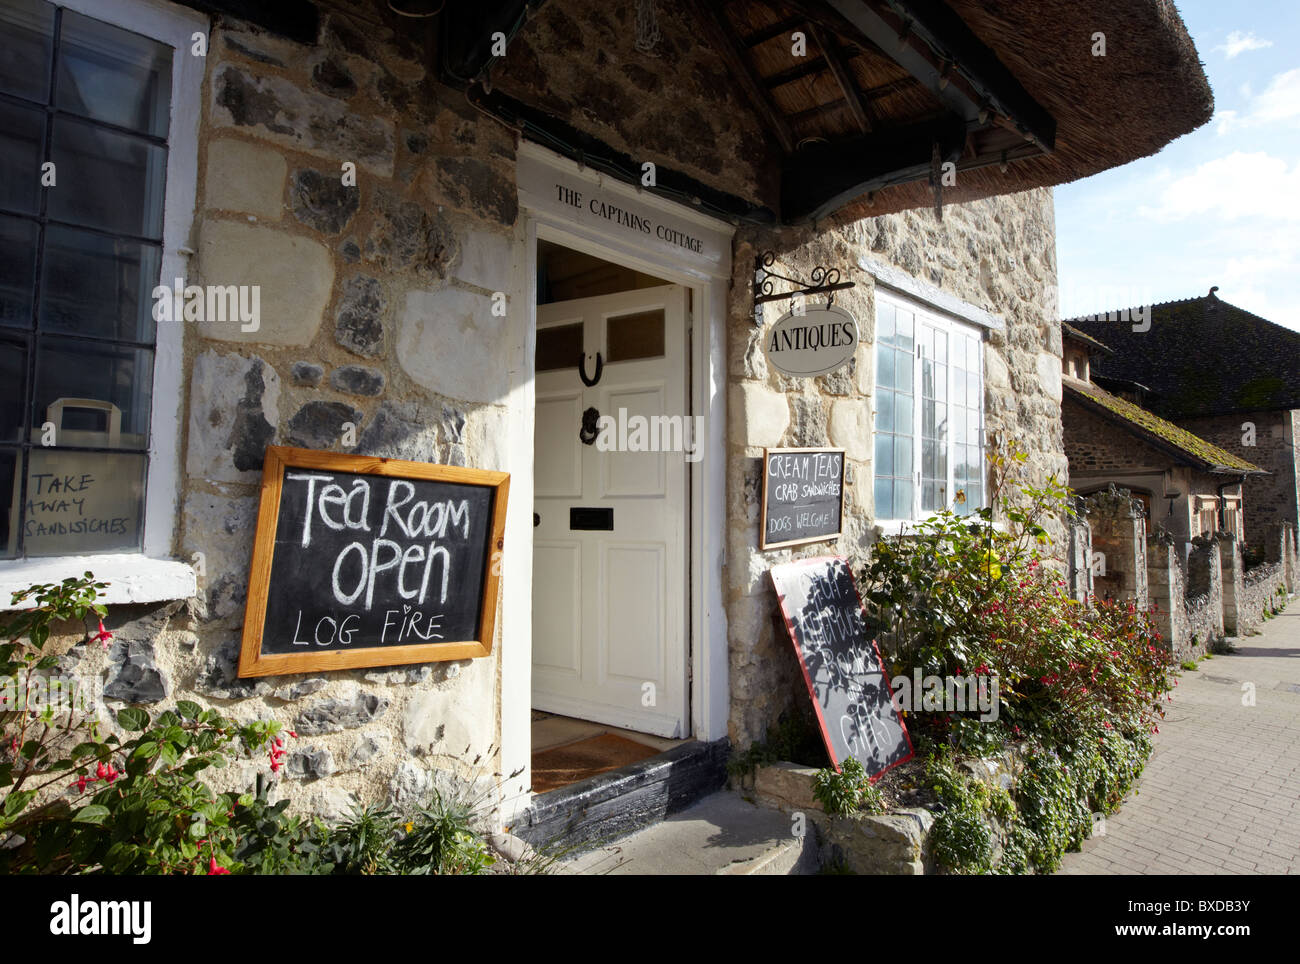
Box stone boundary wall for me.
[1240,562,1288,632]
[1075,490,1298,660]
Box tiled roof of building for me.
[1065,291,1300,418]
[1063,380,1265,474]
[1061,322,1114,354]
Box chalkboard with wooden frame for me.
[238,446,510,678]
[759,447,845,550]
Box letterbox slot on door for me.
[569,507,614,531]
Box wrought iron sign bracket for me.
[752,251,855,321]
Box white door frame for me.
[515,144,733,768]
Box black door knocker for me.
[579,406,601,445]
[578,351,603,387]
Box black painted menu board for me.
[238,447,509,677]
[760,447,845,549]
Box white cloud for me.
[1138,152,1300,222]
[1246,68,1300,124]
[1217,69,1300,134]
[1213,30,1273,58]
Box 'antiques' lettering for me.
[767,320,856,352]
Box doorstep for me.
[511,738,729,855]
[557,789,824,875]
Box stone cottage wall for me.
[58,11,527,821]
[725,188,1067,749]
[1180,410,1300,547]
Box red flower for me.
[92,619,113,650]
[209,857,230,876]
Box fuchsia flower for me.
[268,735,287,773]
[92,619,113,650]
[209,857,230,876]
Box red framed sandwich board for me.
[769,555,912,778]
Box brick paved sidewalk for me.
[1059,597,1300,875]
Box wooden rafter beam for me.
[741,15,806,47]
[781,113,967,222]
[824,0,1055,152]
[806,20,873,132]
[886,0,1055,150]
[694,1,796,154]
[764,55,831,89]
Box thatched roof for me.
[828,0,1215,224]
[453,0,1214,224]
[1068,291,1300,419]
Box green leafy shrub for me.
[860,444,1173,754]
[812,757,885,816]
[930,810,995,875]
[1,575,522,875]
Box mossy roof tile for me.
[1064,381,1264,474]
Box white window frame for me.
[873,287,987,534]
[0,0,207,608]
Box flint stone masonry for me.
[290,361,324,387]
[1185,536,1225,651]
[204,137,286,219]
[349,731,390,768]
[399,288,510,404]
[186,352,280,484]
[311,57,358,99]
[212,64,395,177]
[196,219,333,345]
[196,638,270,700]
[434,156,518,226]
[295,692,391,735]
[353,400,440,462]
[363,190,459,277]
[334,275,387,358]
[274,678,328,701]
[104,639,168,705]
[290,168,361,234]
[330,364,386,397]
[287,746,336,780]
[286,400,363,449]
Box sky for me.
[1054,0,1300,331]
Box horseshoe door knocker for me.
[578,351,603,387]
[579,406,601,445]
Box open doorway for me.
[529,239,694,792]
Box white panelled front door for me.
[532,285,689,738]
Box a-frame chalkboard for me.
[238,447,509,678]
[770,556,912,778]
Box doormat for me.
[531,733,661,794]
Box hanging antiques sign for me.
[764,303,860,377]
